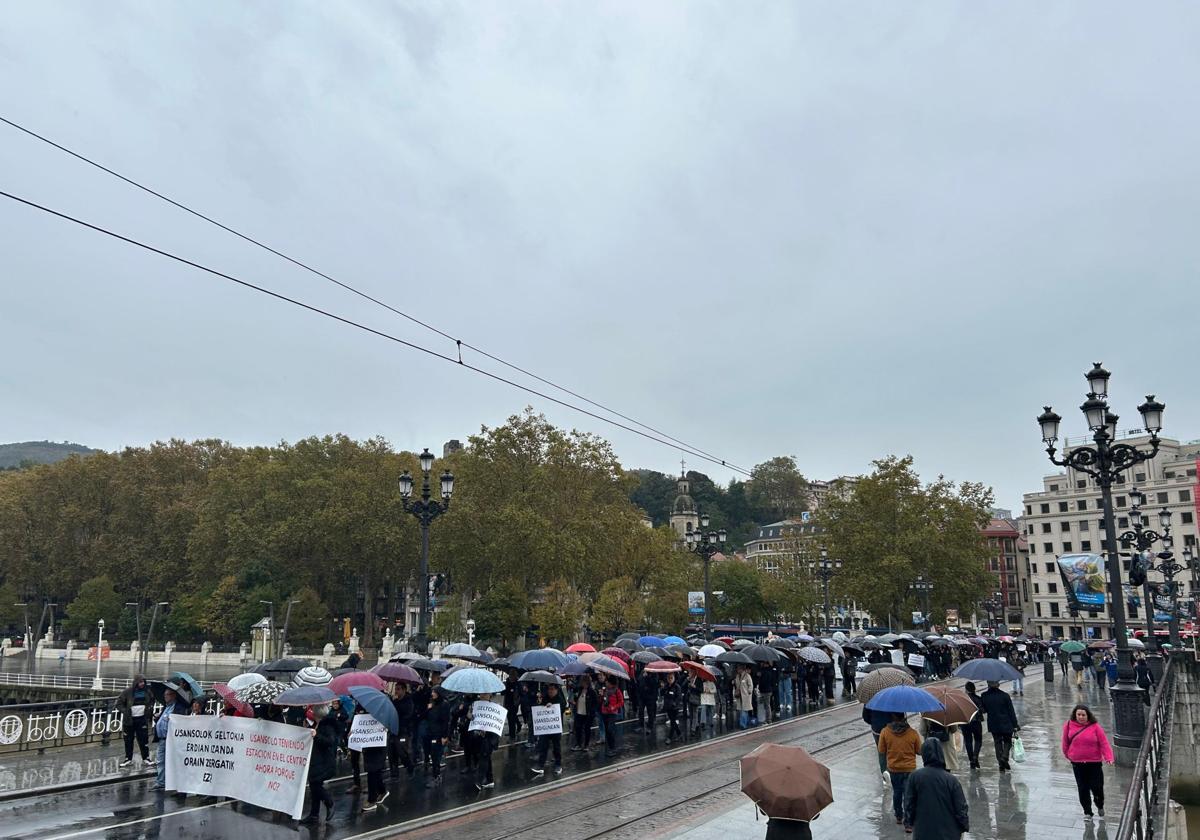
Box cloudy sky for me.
[2,3,1198,509]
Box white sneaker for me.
[118,759,133,768]
[882,770,891,785]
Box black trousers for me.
[536,733,562,768]
[350,749,361,785]
[574,713,595,748]
[1072,761,1105,813]
[963,722,983,767]
[477,735,496,785]
[388,734,413,776]
[123,721,149,760]
[666,708,681,738]
[639,698,657,728]
[307,778,332,817]
[992,733,1013,771]
[366,769,385,803]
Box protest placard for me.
[906,653,926,669]
[467,700,506,736]
[348,715,388,751]
[532,704,562,736]
[165,714,312,819]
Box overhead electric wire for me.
[0,187,752,477]
[0,114,744,473]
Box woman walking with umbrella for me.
[903,739,970,838]
[1062,704,1114,819]
[301,704,339,824]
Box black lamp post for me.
[400,448,454,652]
[1124,498,1186,649]
[911,576,934,628]
[982,593,1002,633]
[1118,489,1170,652]
[815,547,842,635]
[685,512,726,636]
[1038,362,1165,753]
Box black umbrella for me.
[148,679,191,705]
[742,644,784,664]
[715,650,756,666]
[518,670,565,686]
[612,638,644,653]
[411,659,450,673]
[769,638,797,649]
[254,658,309,679]
[655,647,680,660]
[665,644,698,661]
[731,639,755,649]
[616,632,641,642]
[631,651,663,664]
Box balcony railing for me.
[1115,656,1177,840]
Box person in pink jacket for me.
[1061,704,1115,819]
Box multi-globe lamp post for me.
[1118,490,1173,653]
[685,513,726,636]
[399,448,454,653]
[1037,362,1165,753]
[911,575,934,629]
[981,592,1003,633]
[815,547,842,635]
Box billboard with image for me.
[1058,553,1107,609]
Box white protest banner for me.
[467,700,506,736]
[890,649,905,666]
[348,715,388,751]
[165,715,312,819]
[532,704,563,736]
[906,653,926,669]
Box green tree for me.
[747,456,808,522]
[815,456,993,629]
[284,586,329,647]
[533,578,586,645]
[472,580,528,649]
[590,576,643,637]
[64,575,125,638]
[712,561,768,627]
[429,609,464,644]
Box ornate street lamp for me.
[1038,362,1165,751]
[815,547,842,635]
[400,448,454,652]
[684,512,726,635]
[1119,489,1170,652]
[982,592,1003,633]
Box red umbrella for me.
[370,662,423,684]
[330,671,386,695]
[214,683,254,717]
[715,636,735,644]
[681,660,717,682]
[565,642,596,654]
[644,659,682,673]
[601,647,636,677]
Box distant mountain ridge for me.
[0,440,98,469]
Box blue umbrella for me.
[661,635,687,646]
[510,648,570,671]
[560,660,590,676]
[864,685,946,714]
[954,658,1023,682]
[349,686,399,734]
[440,667,505,695]
[273,685,337,706]
[169,671,204,703]
[638,636,668,648]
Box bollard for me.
[1043,658,1054,683]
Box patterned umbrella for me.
[293,666,333,687]
[819,639,844,659]
[643,659,682,673]
[797,647,832,665]
[741,743,833,822]
[370,662,423,684]
[631,650,663,664]
[235,680,290,705]
[856,666,916,704]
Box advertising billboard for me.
[687,591,705,615]
[1057,553,1107,609]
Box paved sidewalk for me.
[664,672,1131,840]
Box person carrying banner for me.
[471,693,501,790]
[358,706,389,811]
[301,704,338,824]
[531,682,567,776]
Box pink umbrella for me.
[601,647,637,678]
[214,683,255,717]
[370,662,423,684]
[644,659,682,673]
[565,642,596,654]
[330,671,386,695]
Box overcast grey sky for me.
[2,3,1198,510]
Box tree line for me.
[0,410,995,650]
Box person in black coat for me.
[411,682,432,766]
[301,706,340,824]
[388,683,415,779]
[639,669,659,732]
[863,705,892,777]
[903,738,969,838]
[961,681,985,770]
[980,681,1020,772]
[503,674,522,740]
[531,683,567,775]
[660,673,684,742]
[424,688,452,787]
[469,692,501,790]
[360,710,389,811]
[821,661,836,704]
[841,656,857,696]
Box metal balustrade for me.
[1115,657,1177,840]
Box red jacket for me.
[600,685,625,715]
[1062,720,1114,764]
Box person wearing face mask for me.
[1061,704,1114,819]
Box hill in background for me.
[0,440,99,469]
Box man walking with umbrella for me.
[980,681,1020,772]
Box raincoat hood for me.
[921,737,946,768]
[132,675,146,689]
[889,720,911,735]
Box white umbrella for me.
[228,672,267,691]
[698,644,727,658]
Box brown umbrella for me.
[856,666,916,704]
[740,743,833,822]
[920,684,979,727]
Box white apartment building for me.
[1022,434,1200,640]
